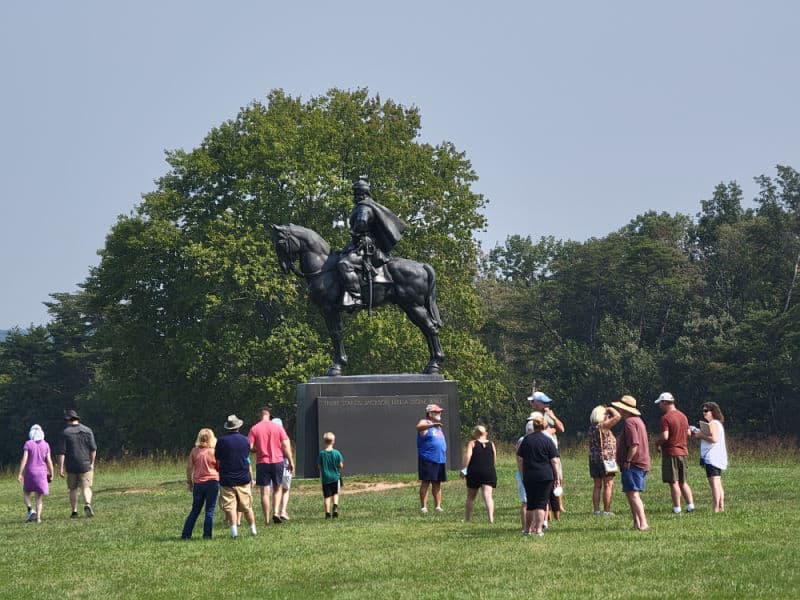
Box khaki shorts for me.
[67,470,94,490]
[220,484,253,513]
[662,455,689,483]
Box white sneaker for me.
[434,506,444,513]
[593,510,602,516]
[420,507,428,514]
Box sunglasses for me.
[702,408,712,412]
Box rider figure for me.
[337,176,408,307]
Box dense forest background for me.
[1,90,798,464]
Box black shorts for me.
[322,480,340,498]
[418,458,447,482]
[523,478,554,511]
[255,462,283,487]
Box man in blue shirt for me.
[416,403,447,514]
[215,415,257,538]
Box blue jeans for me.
[181,480,220,539]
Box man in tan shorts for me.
[215,415,257,538]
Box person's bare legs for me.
[271,485,283,521]
[481,485,495,523]
[669,481,682,511]
[259,485,271,524]
[431,481,442,510]
[465,487,478,521]
[34,492,44,522]
[419,481,430,510]
[680,480,694,507]
[524,508,534,533]
[279,487,290,518]
[709,476,725,512]
[69,488,79,514]
[603,476,614,512]
[625,490,649,530]
[520,503,526,530]
[532,508,547,534]
[82,483,93,507]
[592,477,603,512]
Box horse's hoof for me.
[422,363,441,375]
[326,365,343,377]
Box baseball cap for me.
[655,392,675,404]
[527,391,552,404]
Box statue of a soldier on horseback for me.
[271,177,444,377]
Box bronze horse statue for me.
[271,224,444,376]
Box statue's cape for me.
[354,197,408,253]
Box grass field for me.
[1,446,798,599]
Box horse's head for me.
[271,224,296,275]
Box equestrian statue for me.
[271,177,444,376]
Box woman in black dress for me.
[461,425,497,523]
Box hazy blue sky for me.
[2,1,799,328]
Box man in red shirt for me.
[654,392,695,514]
[248,407,294,524]
[611,395,651,531]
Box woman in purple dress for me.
[17,424,54,523]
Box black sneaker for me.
[272,515,282,524]
[84,504,94,518]
[25,511,37,523]
[71,511,79,519]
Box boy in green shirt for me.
[317,432,344,518]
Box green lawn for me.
[2,449,798,599]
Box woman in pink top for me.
[17,424,54,523]
[181,428,220,539]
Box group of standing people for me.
[182,407,294,539]
[17,409,97,523]
[588,393,729,532]
[182,407,345,539]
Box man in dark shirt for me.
[56,409,97,518]
[215,415,257,538]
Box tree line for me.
[1,89,797,464]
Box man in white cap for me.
[654,392,695,514]
[416,403,447,514]
[528,391,565,444]
[528,391,566,514]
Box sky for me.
[2,1,799,328]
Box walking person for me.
[588,405,621,516]
[18,424,54,523]
[271,418,293,521]
[416,403,447,514]
[691,402,728,512]
[317,432,344,518]
[181,428,220,539]
[654,392,695,514]
[248,406,294,525]
[611,395,651,531]
[216,415,257,539]
[461,425,497,523]
[55,409,97,518]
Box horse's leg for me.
[402,304,444,375]
[322,309,347,376]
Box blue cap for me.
[527,391,553,404]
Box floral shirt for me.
[588,424,616,464]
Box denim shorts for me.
[621,466,648,492]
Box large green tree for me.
[82,88,508,452]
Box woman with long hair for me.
[181,428,220,539]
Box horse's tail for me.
[424,264,442,329]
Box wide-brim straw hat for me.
[611,395,641,416]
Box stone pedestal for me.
[295,374,460,477]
